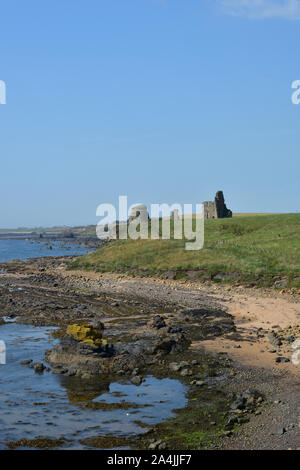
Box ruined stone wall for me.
[203,201,217,219]
[215,191,232,218]
[128,204,149,223]
[203,191,232,219]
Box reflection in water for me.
[61,376,111,403]
[0,323,187,449]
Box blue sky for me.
[0,0,300,227]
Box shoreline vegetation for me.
[69,213,300,290]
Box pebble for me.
[275,357,290,363]
[33,362,46,373]
[131,375,142,386]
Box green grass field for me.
[69,214,300,288]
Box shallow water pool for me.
[0,322,187,449]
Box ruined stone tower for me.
[203,191,232,219]
[128,204,149,223]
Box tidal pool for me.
[0,322,187,449]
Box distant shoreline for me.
[0,234,103,249]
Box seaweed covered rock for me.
[66,324,106,348]
[46,314,190,378]
[45,321,115,377]
[58,322,113,358]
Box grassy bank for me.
[69,214,300,287]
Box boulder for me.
[66,324,107,348]
[148,315,166,330]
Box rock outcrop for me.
[66,324,106,348]
[45,316,190,378]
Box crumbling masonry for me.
[203,191,232,219]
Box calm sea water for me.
[0,239,91,263]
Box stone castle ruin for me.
[203,191,232,219]
[126,193,232,223]
[128,204,149,223]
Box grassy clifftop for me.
[70,214,300,287]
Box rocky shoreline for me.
[1,255,299,450]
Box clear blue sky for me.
[1,0,300,228]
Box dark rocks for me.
[166,326,182,334]
[148,315,166,330]
[179,309,212,320]
[32,362,46,373]
[230,397,246,411]
[113,324,189,359]
[131,375,143,386]
[286,336,295,343]
[50,335,115,359]
[114,339,155,357]
[267,331,282,348]
[275,356,290,363]
[46,315,190,378]
[90,320,105,331]
[226,415,238,428]
[230,389,264,412]
[152,333,189,355]
[113,355,146,375]
[0,255,239,392]
[178,308,235,338]
[45,332,116,378]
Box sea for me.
[0,238,91,263]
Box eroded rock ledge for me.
[46,315,192,379]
